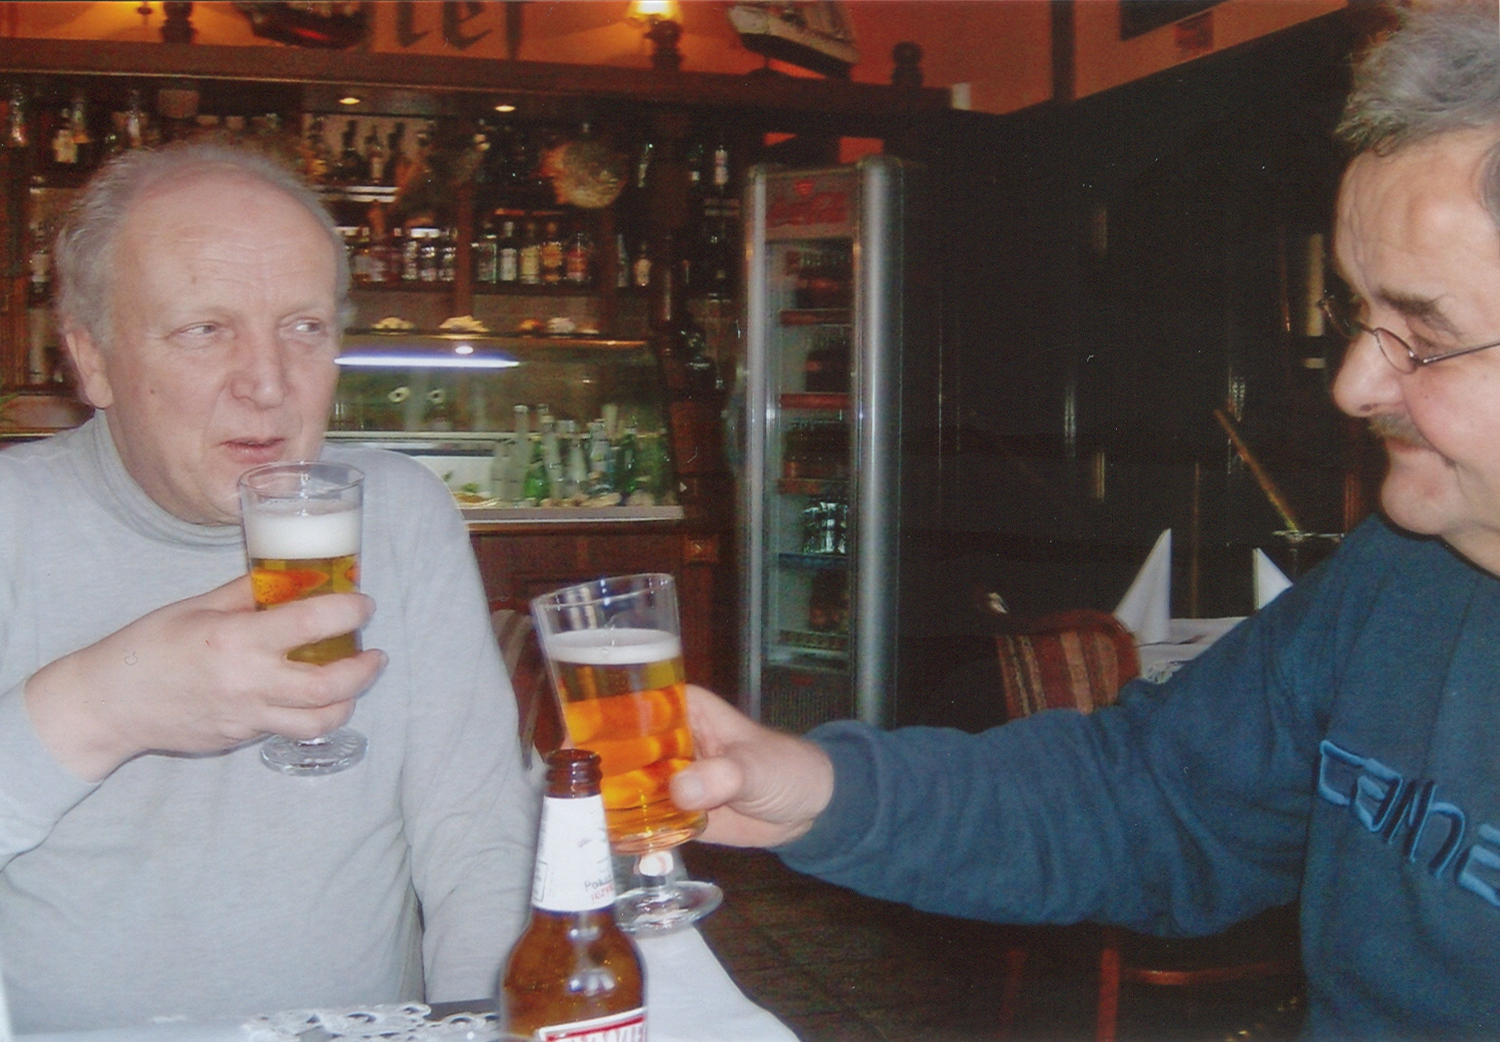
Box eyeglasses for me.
[1318,292,1500,374]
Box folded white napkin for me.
[1254,548,1293,609]
[1115,529,1172,644]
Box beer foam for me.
[244,505,360,559]
[543,627,682,666]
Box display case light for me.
[337,346,519,369]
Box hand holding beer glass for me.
[239,460,367,776]
[531,573,723,934]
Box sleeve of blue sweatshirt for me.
[776,520,1394,937]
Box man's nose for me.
[229,330,291,406]
[1331,327,1402,419]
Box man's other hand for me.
[23,576,386,782]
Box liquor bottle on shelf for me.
[366,230,393,285]
[49,99,77,169]
[6,84,29,149]
[565,223,593,286]
[364,124,387,185]
[399,224,423,281]
[350,226,373,284]
[27,223,51,308]
[518,219,542,286]
[498,217,520,284]
[710,130,731,198]
[499,750,645,1040]
[474,216,499,286]
[684,137,705,197]
[439,226,457,283]
[561,419,587,500]
[541,412,565,501]
[632,240,652,289]
[634,139,654,190]
[67,92,92,169]
[337,119,364,184]
[617,234,630,288]
[540,219,564,285]
[122,89,146,150]
[587,419,614,497]
[699,202,734,301]
[386,122,410,187]
[303,115,331,183]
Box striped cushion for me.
[995,610,1141,721]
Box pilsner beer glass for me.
[531,573,722,934]
[239,460,368,776]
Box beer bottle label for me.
[532,794,616,912]
[535,1007,646,1041]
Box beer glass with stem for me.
[239,460,367,777]
[530,573,723,934]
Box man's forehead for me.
[1335,131,1500,283]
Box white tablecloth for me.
[15,927,795,1042]
[1135,616,1245,683]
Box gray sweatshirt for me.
[0,417,539,1032]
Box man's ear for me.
[63,324,114,410]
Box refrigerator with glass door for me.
[740,155,930,732]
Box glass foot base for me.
[614,879,723,936]
[261,728,367,776]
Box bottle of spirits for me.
[439,226,457,283]
[519,220,542,286]
[565,224,593,286]
[632,240,652,289]
[363,124,387,185]
[498,218,520,284]
[540,219,564,285]
[474,216,499,286]
[337,119,365,184]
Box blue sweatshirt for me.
[780,518,1500,1038]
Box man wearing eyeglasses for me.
[666,3,1500,1037]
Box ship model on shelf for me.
[728,1,860,78]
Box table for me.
[15,927,796,1042]
[1135,616,1245,683]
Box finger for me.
[263,649,387,710]
[258,698,359,743]
[249,593,376,656]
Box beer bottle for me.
[501,749,645,1040]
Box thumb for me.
[671,756,746,811]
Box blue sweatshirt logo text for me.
[1317,739,1500,909]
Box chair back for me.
[490,602,564,765]
[994,609,1140,721]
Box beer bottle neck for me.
[532,795,614,907]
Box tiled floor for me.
[683,844,1305,1042]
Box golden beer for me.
[244,506,361,664]
[545,628,706,854]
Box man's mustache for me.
[1369,413,1436,451]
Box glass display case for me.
[328,332,681,522]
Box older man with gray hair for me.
[668,4,1500,1035]
[0,142,537,1032]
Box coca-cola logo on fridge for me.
[767,178,850,230]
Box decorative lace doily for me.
[245,1003,503,1042]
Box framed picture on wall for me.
[1119,1,1222,40]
